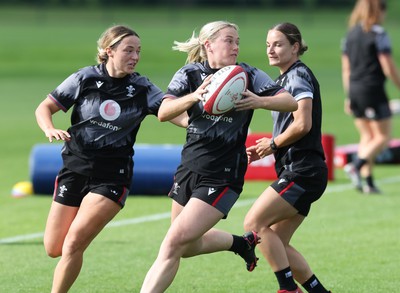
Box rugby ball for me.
[203,65,248,115]
[11,181,33,198]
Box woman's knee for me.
[371,133,390,152]
[380,134,391,147]
[243,214,266,233]
[44,239,62,258]
[47,234,88,261]
[159,234,190,261]
[243,214,254,232]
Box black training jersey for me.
[272,60,326,174]
[165,61,285,180]
[48,63,163,184]
[342,24,392,86]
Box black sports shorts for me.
[271,166,328,216]
[349,83,392,120]
[168,165,243,218]
[53,167,129,208]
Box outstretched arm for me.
[234,90,297,112]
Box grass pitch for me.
[0,5,399,292]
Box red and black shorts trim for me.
[271,166,328,216]
[168,165,243,218]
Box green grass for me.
[0,5,400,293]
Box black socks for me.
[302,274,330,293]
[229,234,244,253]
[275,267,297,290]
[354,158,367,171]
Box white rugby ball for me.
[203,65,248,115]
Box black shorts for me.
[349,83,392,120]
[168,165,243,218]
[270,166,328,216]
[53,167,129,208]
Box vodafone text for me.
[201,113,233,123]
[89,119,121,131]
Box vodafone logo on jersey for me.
[99,100,121,121]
